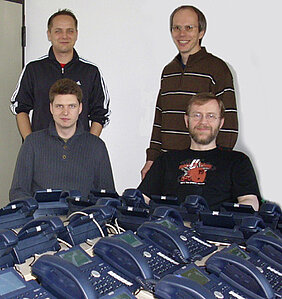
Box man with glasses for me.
[138,93,260,211]
[10,9,110,140]
[141,5,238,179]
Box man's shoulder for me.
[23,129,49,147]
[79,131,106,146]
[202,50,231,72]
[217,146,249,160]
[158,149,189,161]
[26,55,50,67]
[75,55,101,72]
[162,56,181,74]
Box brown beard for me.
[189,124,221,145]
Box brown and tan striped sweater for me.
[146,47,238,161]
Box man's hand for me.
[141,160,154,180]
[16,112,32,140]
[90,122,103,137]
[237,194,259,211]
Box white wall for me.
[25,0,281,206]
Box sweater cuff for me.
[146,148,161,161]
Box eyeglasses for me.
[172,25,198,32]
[189,112,220,122]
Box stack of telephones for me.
[0,189,281,299]
[154,227,282,299]
[183,196,282,244]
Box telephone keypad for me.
[182,228,216,260]
[143,245,181,279]
[12,288,53,299]
[248,255,282,294]
[82,261,134,296]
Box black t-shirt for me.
[138,147,261,210]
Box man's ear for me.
[79,103,82,114]
[184,114,189,129]
[50,102,53,114]
[47,30,51,42]
[220,117,225,129]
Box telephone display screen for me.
[264,230,280,240]
[59,248,92,267]
[180,267,210,286]
[228,247,250,260]
[158,219,178,231]
[0,271,26,295]
[118,234,143,248]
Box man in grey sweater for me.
[9,78,115,201]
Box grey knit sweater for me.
[9,120,115,201]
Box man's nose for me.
[61,30,67,39]
[62,107,69,115]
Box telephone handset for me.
[32,254,97,299]
[58,206,111,246]
[88,189,120,205]
[182,195,210,223]
[0,197,38,229]
[247,227,281,266]
[121,188,149,209]
[138,208,216,262]
[206,248,275,299]
[154,273,216,299]
[137,220,190,263]
[94,230,181,284]
[223,242,282,297]
[13,216,64,264]
[56,246,137,297]
[33,189,73,217]
[259,202,281,229]
[0,229,18,268]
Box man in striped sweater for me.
[9,78,115,201]
[141,5,238,179]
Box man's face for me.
[50,94,82,132]
[185,100,224,146]
[171,8,204,58]
[47,15,78,55]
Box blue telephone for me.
[89,189,120,205]
[245,227,282,296]
[0,229,18,268]
[154,271,216,299]
[0,197,38,229]
[222,242,281,297]
[193,211,266,244]
[93,230,182,291]
[155,255,275,299]
[137,207,216,263]
[32,253,97,299]
[182,194,210,222]
[258,201,281,230]
[220,202,256,225]
[206,247,275,299]
[12,216,64,264]
[116,189,151,231]
[0,267,56,299]
[33,189,80,217]
[54,245,138,297]
[58,205,114,246]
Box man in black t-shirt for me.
[138,92,260,211]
